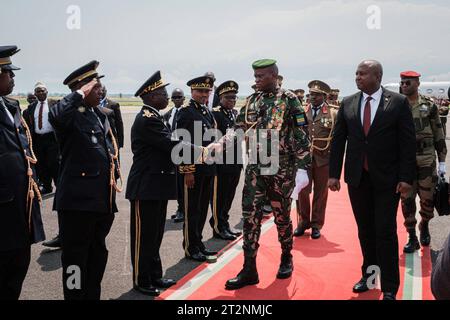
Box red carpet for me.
[160,183,433,300]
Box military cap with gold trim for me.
[187,76,214,90]
[252,59,277,70]
[308,80,331,95]
[216,80,239,96]
[330,89,340,94]
[63,60,104,88]
[135,71,170,97]
[0,45,21,71]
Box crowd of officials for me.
[1,44,450,300]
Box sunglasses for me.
[400,80,412,86]
[172,96,184,99]
[224,95,237,100]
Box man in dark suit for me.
[99,85,124,149]
[0,45,45,300]
[328,60,416,300]
[23,82,59,195]
[163,88,186,223]
[49,61,120,300]
[23,82,61,248]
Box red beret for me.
[400,71,421,78]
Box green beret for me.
[252,59,277,70]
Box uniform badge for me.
[91,135,98,144]
[78,106,86,113]
[294,113,307,127]
[419,105,428,112]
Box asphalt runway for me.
[20,107,450,300]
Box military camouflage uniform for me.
[401,95,447,230]
[236,88,311,258]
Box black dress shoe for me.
[133,284,160,296]
[213,230,237,241]
[311,228,321,239]
[173,211,184,223]
[186,252,207,262]
[152,278,177,288]
[200,247,218,256]
[382,292,396,300]
[293,227,306,237]
[42,235,61,248]
[353,277,370,293]
[227,228,242,237]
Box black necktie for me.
[171,108,178,131]
[313,107,320,120]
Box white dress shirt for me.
[168,107,180,129]
[360,87,383,126]
[1,97,15,124]
[34,99,54,134]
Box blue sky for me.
[2,0,450,95]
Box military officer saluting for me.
[126,71,214,295]
[225,59,311,290]
[175,75,218,262]
[49,61,121,300]
[293,80,337,239]
[399,71,447,253]
[0,46,45,300]
[210,81,243,241]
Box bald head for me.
[171,88,185,107]
[356,60,383,94]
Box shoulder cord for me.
[20,118,42,232]
[109,128,123,209]
[310,109,336,154]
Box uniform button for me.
[161,171,164,174]
[82,173,86,177]
[92,130,95,134]
[16,128,20,133]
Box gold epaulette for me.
[212,107,221,112]
[179,165,196,174]
[143,109,155,118]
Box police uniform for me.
[175,76,218,262]
[295,80,337,239]
[126,71,203,295]
[225,59,311,290]
[400,71,447,253]
[209,81,243,240]
[49,61,121,300]
[0,46,45,300]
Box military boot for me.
[225,256,259,290]
[277,252,293,279]
[403,229,420,253]
[419,221,431,246]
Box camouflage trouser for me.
[241,163,296,258]
[401,162,438,231]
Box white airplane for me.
[384,81,450,100]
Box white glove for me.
[438,162,446,176]
[291,169,309,200]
